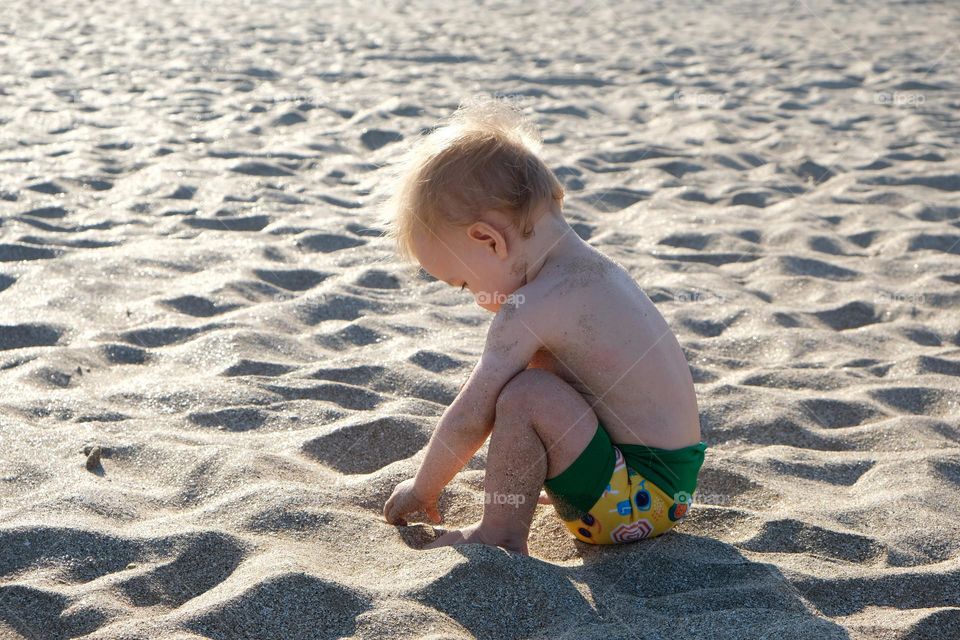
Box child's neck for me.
[517,211,580,285]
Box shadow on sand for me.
[410,531,850,640]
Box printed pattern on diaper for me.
[669,490,692,521]
[611,518,653,543]
[576,512,603,540]
[633,478,651,510]
[556,446,693,545]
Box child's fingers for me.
[386,507,407,526]
[383,492,401,522]
[383,499,393,523]
[425,503,442,523]
[384,497,405,525]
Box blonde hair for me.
[376,94,565,264]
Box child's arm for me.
[383,304,543,524]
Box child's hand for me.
[383,478,442,526]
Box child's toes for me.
[537,491,552,505]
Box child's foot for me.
[423,522,529,555]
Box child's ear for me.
[466,221,508,259]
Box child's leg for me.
[425,369,598,555]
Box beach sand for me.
[1,1,959,638]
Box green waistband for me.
[542,421,709,518]
[618,440,707,499]
[543,423,616,516]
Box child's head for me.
[378,94,565,311]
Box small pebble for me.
[85,446,101,471]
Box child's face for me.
[412,214,525,313]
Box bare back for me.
[519,241,701,450]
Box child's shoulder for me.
[530,250,626,309]
[490,248,639,329]
[486,255,598,336]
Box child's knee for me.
[496,369,563,413]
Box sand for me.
[1,0,959,638]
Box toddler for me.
[380,95,707,555]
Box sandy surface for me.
[1,1,959,638]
